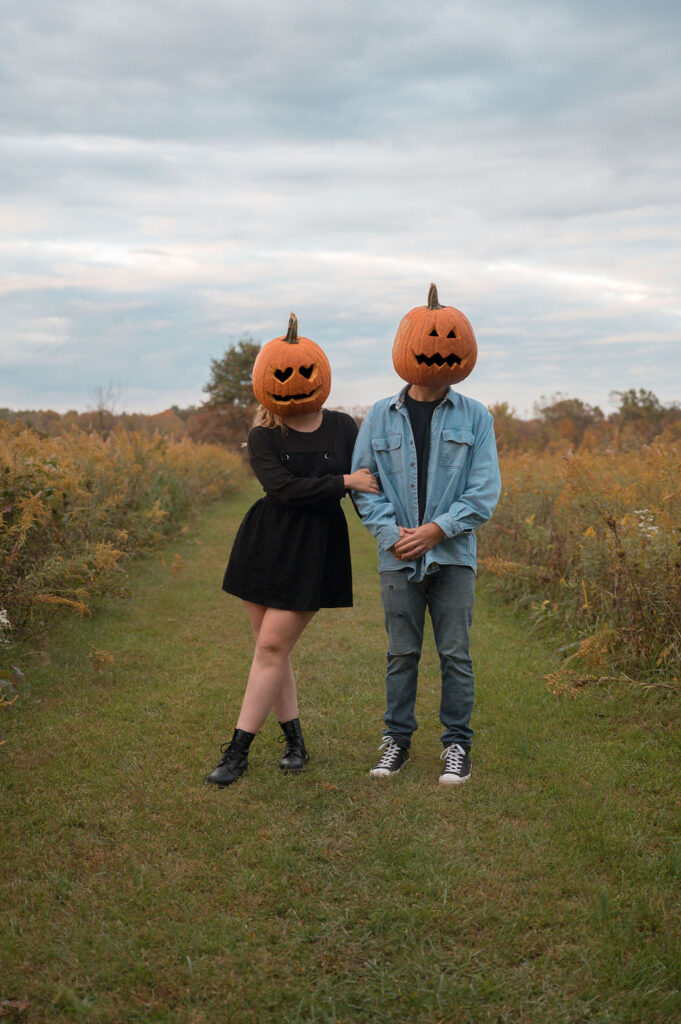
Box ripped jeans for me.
[379,565,475,750]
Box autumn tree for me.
[534,394,605,449]
[609,388,681,445]
[88,383,121,439]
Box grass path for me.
[2,484,680,1023]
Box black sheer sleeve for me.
[335,411,361,516]
[340,412,359,469]
[248,427,346,508]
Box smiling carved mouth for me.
[415,352,461,367]
[267,388,319,403]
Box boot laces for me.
[278,734,294,756]
[217,739,245,767]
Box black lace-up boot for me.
[206,728,255,787]
[278,718,309,773]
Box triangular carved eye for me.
[447,329,457,339]
[429,329,438,337]
[274,367,293,382]
[299,364,315,379]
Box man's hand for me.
[390,522,446,560]
[388,526,409,557]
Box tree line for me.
[3,338,680,452]
[491,390,681,451]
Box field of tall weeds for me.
[479,439,681,689]
[0,421,241,642]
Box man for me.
[351,284,501,785]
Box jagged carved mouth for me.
[267,387,319,403]
[414,352,461,367]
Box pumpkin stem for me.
[285,313,299,344]
[427,283,444,310]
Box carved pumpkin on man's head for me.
[392,283,477,387]
[252,313,332,416]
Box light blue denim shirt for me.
[351,386,501,580]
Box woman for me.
[206,314,378,787]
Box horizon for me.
[3,383,677,423]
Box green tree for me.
[191,338,261,450]
[203,338,261,408]
[610,388,663,422]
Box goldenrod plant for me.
[479,440,681,686]
[0,421,241,640]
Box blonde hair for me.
[252,405,287,432]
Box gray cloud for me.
[1,0,680,416]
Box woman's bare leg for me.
[243,601,267,637]
[236,605,315,734]
[242,602,297,720]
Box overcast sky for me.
[1,0,679,417]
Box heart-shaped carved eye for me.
[299,364,315,379]
[274,367,293,383]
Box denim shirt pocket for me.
[372,433,404,475]
[438,427,474,469]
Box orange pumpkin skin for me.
[392,283,477,387]
[252,313,331,416]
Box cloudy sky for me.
[2,0,680,417]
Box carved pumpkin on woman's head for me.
[392,283,478,387]
[252,313,332,416]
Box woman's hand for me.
[343,468,380,494]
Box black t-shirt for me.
[404,390,443,524]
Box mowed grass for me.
[2,483,680,1023]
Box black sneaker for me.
[370,737,410,777]
[439,743,471,785]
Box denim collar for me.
[391,384,456,411]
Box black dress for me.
[222,410,359,611]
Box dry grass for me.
[479,439,681,687]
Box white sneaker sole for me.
[439,771,471,785]
[369,761,409,777]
